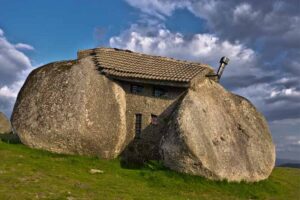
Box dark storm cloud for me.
[283,51,300,76]
[222,75,276,90]
[201,0,300,40]
[264,103,300,121]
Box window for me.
[131,85,144,94]
[135,114,142,138]
[153,87,166,97]
[151,114,158,125]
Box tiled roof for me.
[87,48,213,83]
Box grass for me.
[0,140,299,200]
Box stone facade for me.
[120,81,186,163]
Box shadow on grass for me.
[0,133,21,144]
[120,158,168,172]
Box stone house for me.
[12,47,275,182]
[78,48,215,162]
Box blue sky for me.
[0,0,139,63]
[0,0,299,161]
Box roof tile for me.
[88,48,213,83]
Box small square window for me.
[131,85,144,94]
[153,87,166,97]
[151,114,158,125]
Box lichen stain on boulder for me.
[11,57,127,159]
[160,79,275,182]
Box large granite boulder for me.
[11,57,127,159]
[0,112,11,134]
[160,78,275,182]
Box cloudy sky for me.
[0,0,299,160]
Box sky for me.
[0,0,299,161]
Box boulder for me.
[11,57,127,159]
[160,78,275,182]
[0,112,11,134]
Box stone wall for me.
[120,81,186,163]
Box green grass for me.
[0,140,299,200]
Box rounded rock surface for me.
[160,79,275,182]
[11,57,127,159]
[0,112,12,134]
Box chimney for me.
[216,56,230,81]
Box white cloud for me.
[0,85,19,98]
[0,28,34,116]
[283,135,300,146]
[271,88,300,98]
[15,43,35,51]
[233,3,259,23]
[125,0,190,19]
[0,36,32,85]
[233,3,252,16]
[271,118,300,125]
[110,24,257,78]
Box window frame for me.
[153,87,166,97]
[130,84,144,94]
[151,114,158,125]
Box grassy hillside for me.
[0,140,299,200]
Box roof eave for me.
[105,74,190,88]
